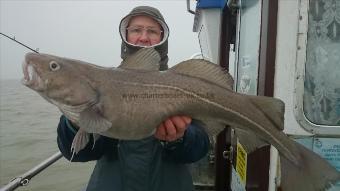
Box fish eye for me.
[49,61,60,71]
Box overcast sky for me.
[0,0,200,80]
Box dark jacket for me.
[57,6,210,191]
[57,116,209,191]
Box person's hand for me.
[154,116,192,142]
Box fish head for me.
[22,52,97,106]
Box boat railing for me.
[0,152,63,191]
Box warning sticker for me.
[313,138,340,171]
[236,141,247,184]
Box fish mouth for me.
[21,60,44,91]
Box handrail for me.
[0,152,63,191]
[187,0,196,14]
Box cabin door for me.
[215,0,278,190]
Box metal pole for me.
[0,152,63,191]
[186,0,196,14]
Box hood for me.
[119,6,169,70]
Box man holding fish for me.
[22,3,340,190]
[56,6,210,191]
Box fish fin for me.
[280,141,340,191]
[234,128,268,153]
[118,48,160,71]
[198,121,268,154]
[247,95,285,131]
[91,134,100,150]
[169,59,234,89]
[79,106,112,133]
[70,129,90,161]
[196,119,226,138]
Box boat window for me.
[303,0,340,126]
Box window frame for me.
[294,0,340,135]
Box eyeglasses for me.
[126,26,163,39]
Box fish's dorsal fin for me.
[169,59,234,89]
[248,95,285,131]
[118,48,160,71]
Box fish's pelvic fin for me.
[280,141,340,191]
[70,129,90,161]
[79,106,112,133]
[169,59,234,90]
[247,95,285,131]
[91,133,100,150]
[118,48,160,71]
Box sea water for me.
[0,79,94,190]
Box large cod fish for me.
[22,48,339,191]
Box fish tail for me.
[280,141,340,191]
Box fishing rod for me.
[0,32,63,191]
[0,32,40,53]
